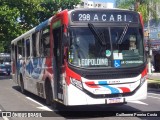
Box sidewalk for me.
[147,73,160,90]
[147,73,160,80]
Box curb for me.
[148,88,160,92]
[147,78,160,81]
[148,83,160,88]
[147,82,160,91]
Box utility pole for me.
[148,3,152,74]
[134,0,152,74]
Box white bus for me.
[11,8,147,108]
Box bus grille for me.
[84,72,139,79]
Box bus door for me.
[17,39,24,85]
[53,26,64,101]
[11,44,18,84]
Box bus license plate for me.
[106,98,124,104]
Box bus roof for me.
[11,17,53,44]
[11,8,138,44]
[68,8,137,13]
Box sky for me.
[89,0,116,6]
[91,0,115,3]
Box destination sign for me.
[71,10,139,23]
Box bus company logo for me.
[107,80,121,84]
[2,112,42,118]
[2,112,12,117]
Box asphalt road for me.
[0,76,160,120]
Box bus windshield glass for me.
[68,26,144,68]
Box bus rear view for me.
[66,9,147,105]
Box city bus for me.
[11,8,147,108]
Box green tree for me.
[38,0,80,22]
[0,0,80,53]
[0,0,42,52]
[0,1,21,52]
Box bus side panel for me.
[24,57,44,94]
[23,57,53,98]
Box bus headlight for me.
[70,78,83,90]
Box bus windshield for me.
[68,26,144,68]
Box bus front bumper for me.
[65,81,147,106]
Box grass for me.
[147,79,160,83]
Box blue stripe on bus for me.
[98,81,120,94]
[35,19,49,32]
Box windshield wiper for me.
[117,23,129,44]
[88,23,106,46]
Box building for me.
[78,0,115,8]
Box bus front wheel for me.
[45,80,59,110]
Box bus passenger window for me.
[17,40,23,59]
[17,39,25,58]
[32,33,37,57]
[42,35,50,57]
[22,39,25,57]
[40,27,50,57]
[11,44,14,60]
[36,32,40,57]
[26,39,30,57]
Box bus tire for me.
[45,80,59,110]
[51,100,58,110]
[20,75,25,94]
[45,80,53,106]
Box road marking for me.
[148,93,160,96]
[26,97,53,111]
[37,106,53,111]
[26,97,44,107]
[2,116,9,120]
[0,106,10,120]
[128,101,148,105]
[1,112,10,120]
[148,96,160,100]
